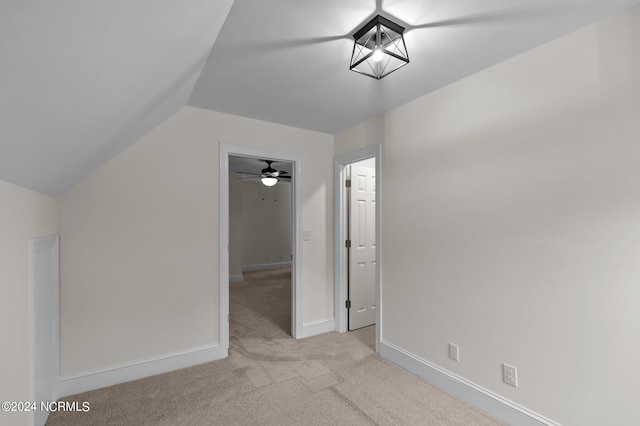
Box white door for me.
[348,161,376,330]
[31,234,59,426]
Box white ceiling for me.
[2,0,639,195]
[1,0,234,195]
[190,0,640,134]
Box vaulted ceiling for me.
[2,0,639,196]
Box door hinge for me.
[345,239,351,248]
[346,300,351,309]
[345,179,351,188]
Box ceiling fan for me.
[237,160,291,187]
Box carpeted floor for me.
[48,268,503,425]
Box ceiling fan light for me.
[350,15,409,80]
[261,176,278,187]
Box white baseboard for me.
[242,261,292,272]
[57,343,227,398]
[301,319,335,339]
[229,274,243,283]
[379,340,561,426]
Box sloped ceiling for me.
[0,0,235,195]
[1,0,639,196]
[190,0,640,133]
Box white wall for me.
[58,106,333,377]
[230,178,292,269]
[0,180,57,426]
[334,114,384,158]
[337,7,640,426]
[229,172,244,279]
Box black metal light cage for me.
[350,15,409,80]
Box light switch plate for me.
[448,343,459,361]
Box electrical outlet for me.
[502,363,518,387]
[303,230,310,241]
[448,343,459,361]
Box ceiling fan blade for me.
[235,171,262,176]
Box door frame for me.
[29,234,59,426]
[219,143,303,351]
[334,145,381,350]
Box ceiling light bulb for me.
[261,176,278,187]
[372,48,384,62]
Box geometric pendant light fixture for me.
[350,15,409,79]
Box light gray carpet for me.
[48,268,503,425]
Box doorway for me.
[334,146,381,350]
[219,144,303,355]
[346,157,376,330]
[228,155,293,337]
